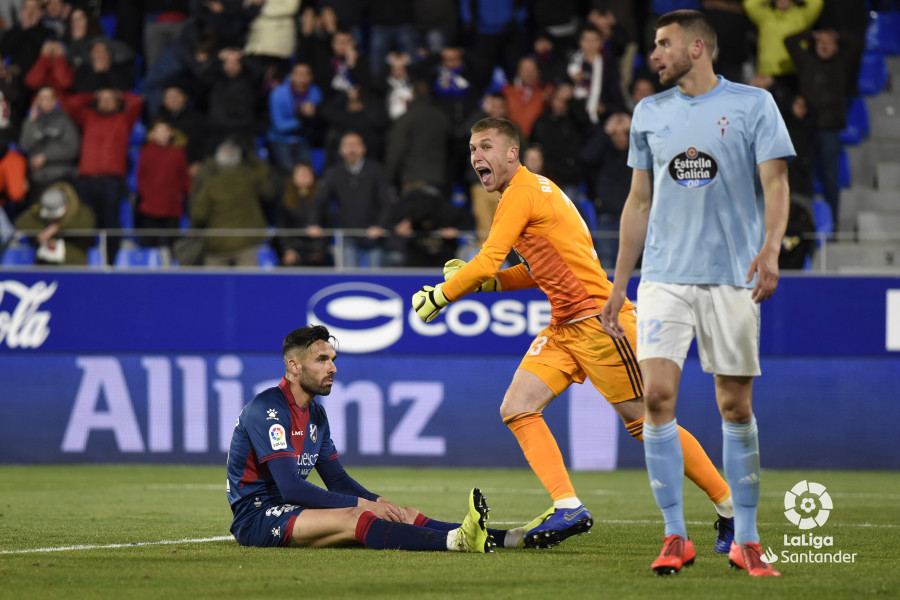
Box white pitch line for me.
[489,519,898,528]
[144,484,224,490]
[141,484,900,501]
[7,516,894,556]
[0,536,234,556]
[592,519,898,529]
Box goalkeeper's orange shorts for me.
[518,310,643,403]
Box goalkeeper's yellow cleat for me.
[454,488,492,553]
[412,284,449,322]
[442,259,501,292]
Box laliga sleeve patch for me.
[269,424,288,450]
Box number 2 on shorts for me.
[638,319,662,345]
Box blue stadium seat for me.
[1,245,35,266]
[311,148,326,175]
[866,11,900,55]
[257,244,279,268]
[99,13,117,38]
[812,200,834,238]
[114,247,162,268]
[813,149,851,194]
[840,97,870,145]
[119,198,134,231]
[132,54,144,94]
[577,198,598,231]
[451,184,468,208]
[129,120,147,146]
[839,149,851,189]
[255,136,269,160]
[858,51,889,96]
[87,246,103,266]
[488,66,508,93]
[127,146,141,194]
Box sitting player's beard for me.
[300,370,333,397]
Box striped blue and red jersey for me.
[226,377,377,511]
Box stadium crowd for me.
[0,0,881,267]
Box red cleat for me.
[728,541,782,577]
[651,534,696,576]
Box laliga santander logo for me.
[307,283,404,353]
[760,480,856,565]
[761,479,833,564]
[784,480,833,530]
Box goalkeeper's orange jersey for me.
[442,165,634,325]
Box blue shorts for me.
[231,498,306,547]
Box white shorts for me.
[635,281,761,376]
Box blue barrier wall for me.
[1,271,898,469]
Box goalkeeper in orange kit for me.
[411,117,735,552]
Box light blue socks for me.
[644,419,686,538]
[723,416,761,544]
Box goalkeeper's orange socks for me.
[626,416,732,511]
[504,412,581,507]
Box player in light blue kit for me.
[600,10,793,577]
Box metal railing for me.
[4,227,900,273]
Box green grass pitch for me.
[0,466,897,599]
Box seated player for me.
[226,324,535,551]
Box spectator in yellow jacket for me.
[743,0,823,77]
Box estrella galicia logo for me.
[307,283,403,353]
[668,147,718,188]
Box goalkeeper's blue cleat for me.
[713,515,734,554]
[523,504,593,549]
[516,507,555,548]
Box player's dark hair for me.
[655,10,719,60]
[283,325,335,360]
[579,25,602,39]
[471,117,520,149]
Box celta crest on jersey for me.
[716,116,730,137]
[668,147,718,188]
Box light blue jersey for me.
[628,76,795,287]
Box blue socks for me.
[355,511,448,551]
[417,515,508,544]
[643,419,687,538]
[723,416,761,544]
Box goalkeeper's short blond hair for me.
[471,117,520,149]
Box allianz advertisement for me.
[1,272,899,468]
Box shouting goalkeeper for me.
[411,117,736,552]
